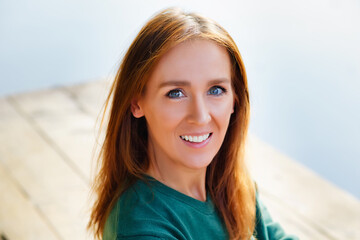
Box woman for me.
[88,8,298,240]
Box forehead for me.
[148,39,232,86]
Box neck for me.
[146,159,207,202]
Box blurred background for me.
[1,0,359,202]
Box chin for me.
[182,156,214,170]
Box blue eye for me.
[208,86,226,96]
[166,89,185,99]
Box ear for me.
[130,97,144,118]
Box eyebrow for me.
[158,78,231,89]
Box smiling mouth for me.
[180,133,212,143]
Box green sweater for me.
[103,177,298,240]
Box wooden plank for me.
[63,78,112,118]
[8,87,98,182]
[258,192,335,240]
[0,162,60,240]
[246,134,360,239]
[0,98,91,240]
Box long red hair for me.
[88,7,256,240]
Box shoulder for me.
[254,193,299,240]
[103,180,180,240]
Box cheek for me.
[211,99,234,127]
[145,101,185,133]
[215,95,234,113]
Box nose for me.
[186,95,211,125]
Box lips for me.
[180,133,212,143]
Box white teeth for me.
[180,133,210,143]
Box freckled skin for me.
[131,39,234,196]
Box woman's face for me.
[131,39,234,173]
